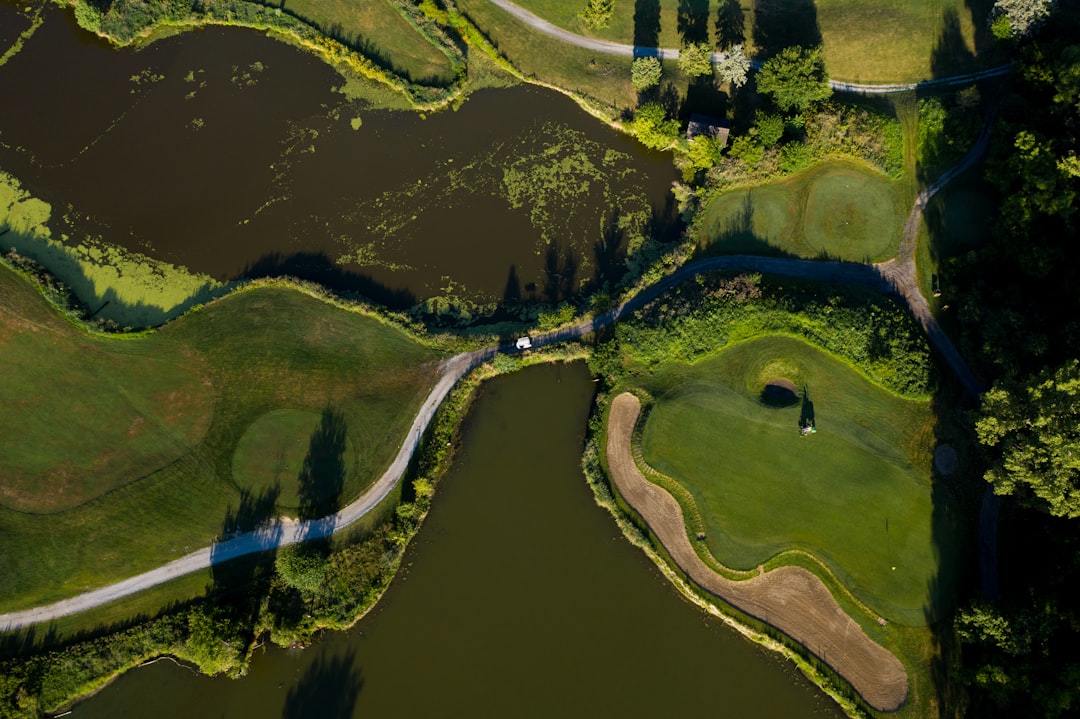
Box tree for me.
[579,0,614,31]
[755,45,832,113]
[275,543,329,593]
[632,103,680,149]
[976,359,1080,517]
[631,56,663,92]
[677,42,713,78]
[991,0,1056,39]
[715,44,750,88]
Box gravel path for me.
[1,110,996,634]
[485,0,1012,94]
[606,393,909,712]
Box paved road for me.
[486,0,1012,93]
[0,118,996,633]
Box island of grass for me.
[696,160,904,262]
[639,334,941,626]
[591,271,967,716]
[0,261,448,612]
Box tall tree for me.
[755,45,831,113]
[715,44,750,87]
[976,359,1080,517]
[677,42,713,77]
[991,0,1056,38]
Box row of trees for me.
[948,4,1080,716]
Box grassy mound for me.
[0,263,445,611]
[639,335,945,625]
[698,161,902,262]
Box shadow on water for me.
[751,0,822,59]
[715,0,746,49]
[502,264,522,305]
[541,242,579,305]
[282,652,364,719]
[632,0,661,56]
[239,251,417,310]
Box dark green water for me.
[73,363,839,718]
[0,3,678,311]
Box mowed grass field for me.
[281,0,457,84]
[456,0,638,109]
[697,161,903,262]
[0,264,445,611]
[639,335,945,626]
[506,0,991,82]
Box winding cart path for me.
[1,102,995,712]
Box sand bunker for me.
[606,393,908,711]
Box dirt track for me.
[605,392,908,712]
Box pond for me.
[72,363,840,718]
[0,3,678,317]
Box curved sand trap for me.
[606,393,908,712]
[760,377,799,407]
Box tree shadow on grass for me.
[283,651,364,719]
[677,0,710,45]
[924,375,984,717]
[751,0,822,60]
[929,8,978,82]
[799,385,815,431]
[715,0,745,49]
[297,406,349,522]
[632,0,661,56]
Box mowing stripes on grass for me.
[0,264,446,611]
[698,161,903,262]
[639,335,945,626]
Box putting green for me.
[803,167,900,260]
[698,162,902,262]
[639,335,943,625]
[232,409,358,511]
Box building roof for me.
[686,113,730,145]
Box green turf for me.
[639,335,943,626]
[697,161,903,262]
[503,0,995,83]
[265,0,457,85]
[0,263,446,611]
[231,409,341,509]
[456,0,638,112]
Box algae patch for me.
[1,170,231,328]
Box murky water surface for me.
[0,3,677,309]
[74,363,839,718]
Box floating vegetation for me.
[335,120,652,269]
[0,170,230,328]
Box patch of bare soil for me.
[606,393,908,712]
